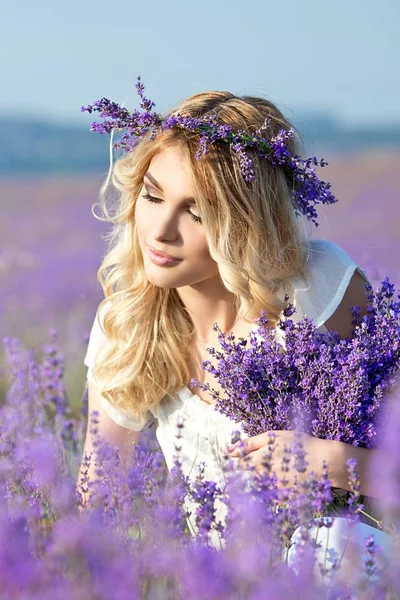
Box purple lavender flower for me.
[364,534,378,578]
[346,457,364,519]
[231,141,255,182]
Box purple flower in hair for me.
[81,76,338,227]
[231,142,255,182]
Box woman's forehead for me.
[146,146,195,197]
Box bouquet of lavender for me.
[190,277,400,449]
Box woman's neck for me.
[177,276,240,341]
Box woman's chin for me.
[144,265,185,288]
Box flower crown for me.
[81,76,337,227]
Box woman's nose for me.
[151,210,182,239]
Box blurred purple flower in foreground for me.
[0,325,398,598]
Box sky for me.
[1,0,399,127]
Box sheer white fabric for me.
[292,238,368,329]
[83,238,370,547]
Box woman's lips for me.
[148,246,181,260]
[148,248,182,266]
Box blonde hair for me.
[90,90,311,418]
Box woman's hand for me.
[226,430,330,485]
[226,430,379,497]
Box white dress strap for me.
[292,239,369,330]
[84,301,155,432]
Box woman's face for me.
[135,145,219,289]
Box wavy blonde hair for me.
[89,90,311,418]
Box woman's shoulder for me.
[291,238,369,330]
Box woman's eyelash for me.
[142,192,202,224]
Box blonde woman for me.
[78,83,387,562]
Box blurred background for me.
[1,0,399,402]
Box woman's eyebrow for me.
[143,172,196,204]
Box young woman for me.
[78,83,385,557]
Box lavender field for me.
[0,150,400,597]
[312,150,400,283]
[0,174,108,405]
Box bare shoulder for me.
[324,269,370,340]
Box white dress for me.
[84,238,388,566]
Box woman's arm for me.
[323,268,370,341]
[76,381,141,509]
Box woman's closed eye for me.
[142,192,202,224]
